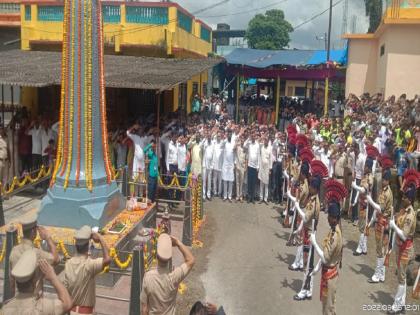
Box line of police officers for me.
[282,139,418,315]
[2,215,110,315]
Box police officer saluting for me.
[62,226,111,315]
[3,249,72,314]
[10,214,60,297]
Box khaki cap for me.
[20,213,38,232]
[157,233,172,261]
[74,225,92,245]
[12,249,37,283]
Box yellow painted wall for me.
[20,3,211,57]
[21,87,38,116]
[173,85,179,112]
[284,80,313,97]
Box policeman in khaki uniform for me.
[369,168,393,284]
[2,249,72,314]
[62,226,111,315]
[293,176,321,301]
[353,158,374,256]
[310,201,343,315]
[10,214,59,297]
[289,162,310,272]
[333,145,347,186]
[388,185,417,314]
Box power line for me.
[198,0,289,18]
[292,0,344,30]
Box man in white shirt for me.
[177,137,188,187]
[212,132,224,197]
[166,133,178,176]
[40,120,54,166]
[201,133,214,200]
[26,120,42,170]
[350,143,366,224]
[221,130,235,201]
[258,137,272,204]
[127,124,154,179]
[244,133,260,203]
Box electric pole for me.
[324,0,333,117]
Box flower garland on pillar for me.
[97,1,112,184]
[86,0,93,191]
[64,0,76,189]
[83,0,89,190]
[75,0,82,185]
[51,0,69,187]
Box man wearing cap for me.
[9,214,59,298]
[310,201,343,315]
[368,168,394,284]
[140,234,195,315]
[388,185,417,314]
[61,225,111,315]
[293,176,321,301]
[353,157,374,256]
[3,250,72,314]
[288,161,310,271]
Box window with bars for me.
[200,27,211,42]
[38,6,64,22]
[25,5,31,21]
[126,6,168,24]
[103,5,120,24]
[178,11,192,33]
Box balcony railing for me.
[126,6,168,25]
[0,3,20,14]
[103,5,120,24]
[38,5,63,22]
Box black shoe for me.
[353,251,363,256]
[387,307,405,315]
[293,294,312,301]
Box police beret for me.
[383,169,392,181]
[310,175,321,190]
[328,202,341,219]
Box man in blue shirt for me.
[144,140,158,203]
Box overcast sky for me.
[174,0,369,49]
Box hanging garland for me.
[75,0,82,186]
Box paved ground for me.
[177,198,420,315]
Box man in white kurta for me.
[212,133,224,197]
[201,134,214,199]
[258,137,273,204]
[221,131,235,201]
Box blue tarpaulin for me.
[225,48,347,68]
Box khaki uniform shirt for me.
[291,160,300,183]
[62,255,103,307]
[304,195,320,230]
[2,292,64,315]
[10,239,55,298]
[360,173,374,195]
[0,136,8,160]
[298,178,309,207]
[378,185,393,218]
[323,224,343,268]
[334,153,347,177]
[140,263,191,315]
[397,205,417,240]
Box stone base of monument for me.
[38,181,126,230]
[1,203,157,288]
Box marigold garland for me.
[0,240,6,262]
[75,0,82,185]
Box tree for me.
[365,0,383,33]
[245,9,293,50]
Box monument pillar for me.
[38,0,124,229]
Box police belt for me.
[71,306,94,314]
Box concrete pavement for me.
[177,198,420,315]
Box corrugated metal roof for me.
[0,50,223,91]
[225,48,347,68]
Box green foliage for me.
[364,0,383,33]
[245,9,293,50]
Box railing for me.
[178,10,192,33]
[0,3,19,14]
[103,4,120,24]
[126,5,168,25]
[38,5,64,22]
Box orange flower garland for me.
[86,0,93,191]
[75,0,82,186]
